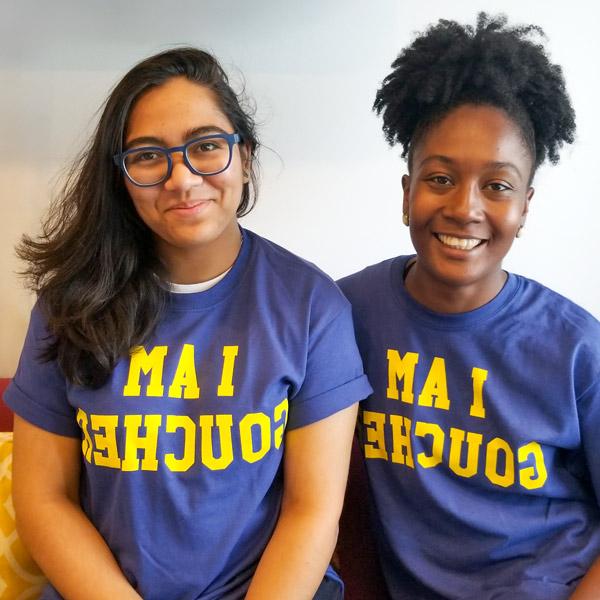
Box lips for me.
[167,200,212,212]
[435,233,485,250]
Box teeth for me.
[437,234,482,250]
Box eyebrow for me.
[418,155,524,178]
[125,125,230,149]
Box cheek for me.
[496,202,527,235]
[211,171,244,203]
[125,182,143,212]
[125,187,159,225]
[407,192,437,226]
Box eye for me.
[426,175,453,187]
[485,181,513,192]
[188,138,227,155]
[128,150,163,164]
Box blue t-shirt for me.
[339,255,600,600]
[6,229,372,600]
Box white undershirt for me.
[168,268,231,294]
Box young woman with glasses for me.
[6,48,371,600]
[339,13,600,600]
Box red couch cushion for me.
[0,379,14,432]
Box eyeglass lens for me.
[124,136,232,185]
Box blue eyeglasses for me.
[113,132,242,187]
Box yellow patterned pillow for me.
[0,432,46,599]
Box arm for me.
[571,369,600,599]
[245,402,358,600]
[12,415,141,600]
[570,557,600,599]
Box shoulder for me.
[248,230,335,283]
[337,256,410,306]
[245,229,349,320]
[512,273,600,339]
[22,299,54,347]
[511,274,600,385]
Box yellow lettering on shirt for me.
[485,437,515,487]
[217,346,239,397]
[76,401,290,473]
[363,410,389,460]
[200,414,234,470]
[91,414,121,469]
[123,346,168,397]
[387,350,419,403]
[76,408,93,463]
[168,344,200,399]
[122,414,162,471]
[469,367,488,418]
[389,414,414,468]
[164,415,196,472]
[239,412,271,463]
[418,357,450,410]
[360,410,548,492]
[273,398,288,449]
[448,427,483,478]
[414,421,444,469]
[518,441,548,490]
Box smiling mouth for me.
[435,233,485,250]
[169,200,211,211]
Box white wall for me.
[1,0,598,375]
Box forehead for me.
[413,104,533,172]
[125,76,232,140]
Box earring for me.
[516,226,524,238]
[402,213,409,227]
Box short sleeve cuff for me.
[287,374,372,430]
[4,380,80,438]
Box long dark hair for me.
[18,47,260,388]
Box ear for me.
[240,143,252,183]
[521,186,534,226]
[402,174,411,217]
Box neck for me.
[404,261,507,314]
[158,222,242,285]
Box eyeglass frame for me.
[113,132,242,187]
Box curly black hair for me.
[374,12,576,172]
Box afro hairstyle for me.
[373,12,576,171]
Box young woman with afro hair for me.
[339,13,600,600]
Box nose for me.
[442,182,483,223]
[163,153,203,192]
